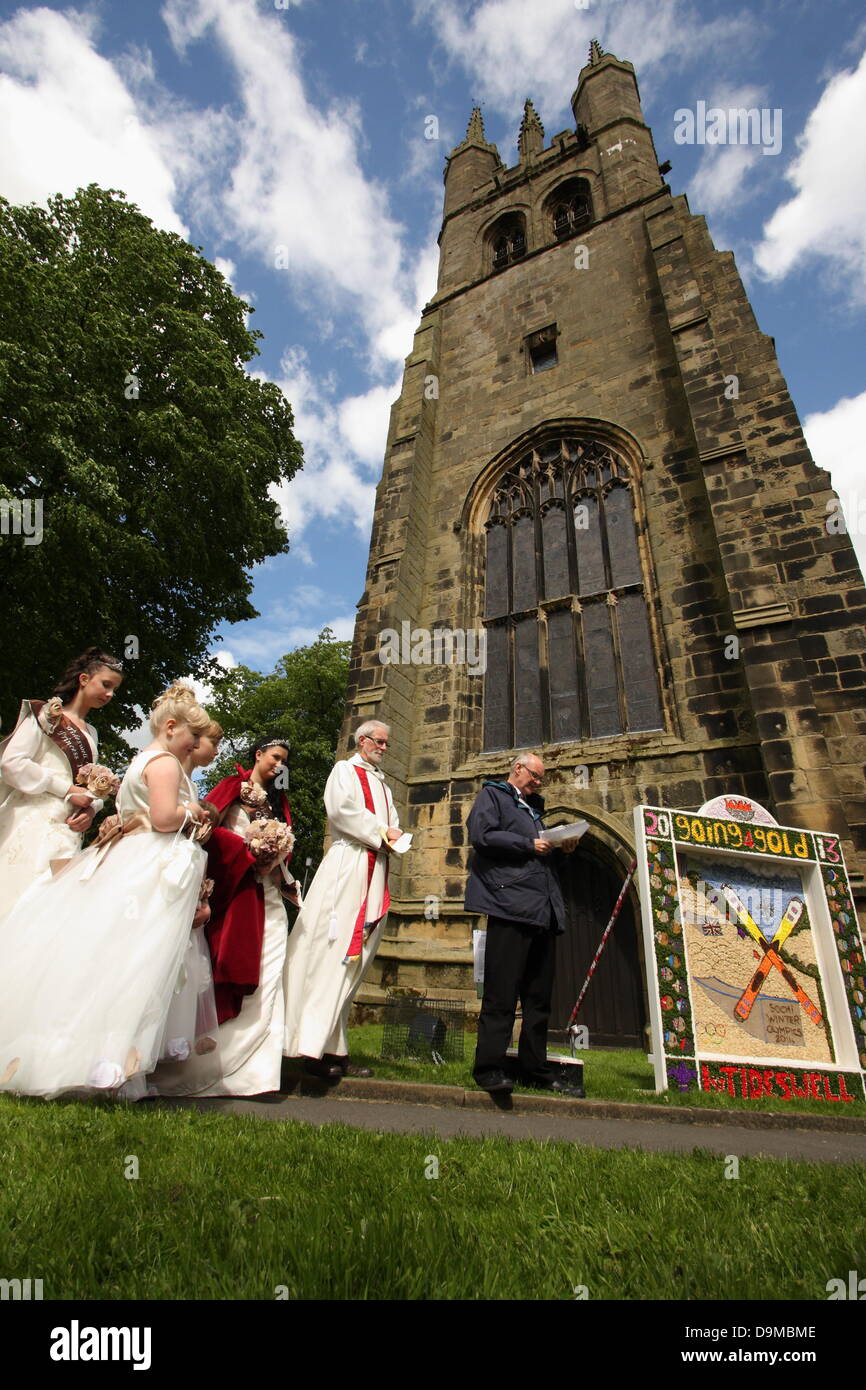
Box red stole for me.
[29,700,93,781]
[343,765,391,964]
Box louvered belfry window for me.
[482,437,663,750]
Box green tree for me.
[0,185,303,753]
[202,628,351,878]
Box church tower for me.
[342,44,866,1044]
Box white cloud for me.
[163,0,417,370]
[213,256,237,282]
[185,645,237,701]
[803,391,866,579]
[0,6,186,234]
[412,0,754,131]
[267,346,401,550]
[686,86,770,216]
[338,383,401,466]
[260,231,436,551]
[184,673,214,705]
[224,615,356,668]
[212,253,255,323]
[122,708,152,754]
[284,617,356,645]
[754,47,866,296]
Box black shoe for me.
[523,1075,585,1098]
[303,1057,342,1079]
[547,1077,585,1098]
[474,1071,514,1093]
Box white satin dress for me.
[0,702,97,922]
[0,749,206,1098]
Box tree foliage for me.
[202,628,351,877]
[0,185,303,751]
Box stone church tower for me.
[342,43,866,1044]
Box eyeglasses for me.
[362,736,389,748]
[520,765,544,783]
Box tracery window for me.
[546,178,593,240]
[487,212,527,272]
[482,437,663,750]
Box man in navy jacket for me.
[466,751,577,1094]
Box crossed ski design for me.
[717,885,822,1027]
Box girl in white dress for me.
[0,647,123,921]
[193,738,298,1096]
[147,717,226,1096]
[0,685,211,1099]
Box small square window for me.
[526,325,558,374]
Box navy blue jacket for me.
[464,781,566,933]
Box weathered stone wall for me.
[341,50,866,1009]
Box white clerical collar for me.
[350,751,384,779]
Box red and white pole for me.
[567,859,638,1039]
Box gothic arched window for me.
[486,212,527,272]
[545,178,593,240]
[482,437,663,750]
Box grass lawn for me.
[0,1094,863,1301]
[345,1024,866,1119]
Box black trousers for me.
[473,916,556,1083]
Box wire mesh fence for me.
[380,994,466,1064]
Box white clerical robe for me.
[282,752,399,1060]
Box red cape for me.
[204,826,264,1024]
[207,763,293,851]
[202,767,292,1024]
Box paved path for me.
[168,1090,866,1164]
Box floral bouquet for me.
[240,780,269,817]
[192,876,214,928]
[245,818,294,870]
[76,763,121,801]
[184,807,213,845]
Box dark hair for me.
[249,737,291,823]
[52,647,123,703]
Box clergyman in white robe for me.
[283,751,399,1060]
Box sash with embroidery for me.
[343,765,391,964]
[28,699,94,782]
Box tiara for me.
[257,739,290,752]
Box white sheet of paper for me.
[389,832,413,855]
[540,820,589,845]
[473,928,486,985]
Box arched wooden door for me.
[550,847,646,1049]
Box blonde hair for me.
[149,683,210,736]
[203,718,223,741]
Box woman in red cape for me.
[193,737,298,1096]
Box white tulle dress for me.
[0,749,209,1099]
[0,701,97,923]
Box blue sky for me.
[1,0,864,682]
